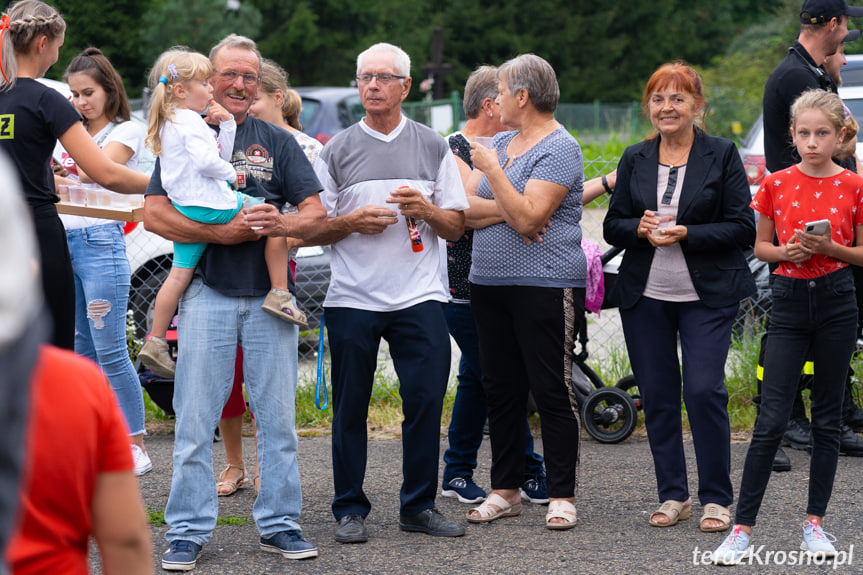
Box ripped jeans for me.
[66,223,145,435]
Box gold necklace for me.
[662,145,691,169]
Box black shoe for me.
[839,424,863,457]
[398,508,465,537]
[772,447,791,472]
[783,418,811,451]
[845,404,863,433]
[335,514,367,543]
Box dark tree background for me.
[43,0,795,122]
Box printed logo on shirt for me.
[0,114,13,139]
[236,173,246,188]
[245,144,269,164]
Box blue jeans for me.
[621,297,737,506]
[735,268,857,525]
[165,278,302,544]
[66,224,145,435]
[443,302,544,483]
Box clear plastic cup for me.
[652,205,677,237]
[243,196,264,230]
[474,136,495,149]
[69,186,87,205]
[90,189,111,207]
[57,185,70,203]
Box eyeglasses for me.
[214,70,261,86]
[355,73,406,85]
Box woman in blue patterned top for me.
[465,54,583,531]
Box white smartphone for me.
[803,219,829,236]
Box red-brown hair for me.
[641,61,708,138]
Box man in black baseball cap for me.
[801,0,863,24]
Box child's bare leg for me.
[261,237,307,327]
[150,266,195,338]
[139,266,195,378]
[265,237,289,291]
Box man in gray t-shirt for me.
[308,42,468,544]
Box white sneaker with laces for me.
[801,519,837,558]
[131,444,153,476]
[711,525,752,565]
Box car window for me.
[299,98,321,131]
[337,95,363,129]
[845,99,863,141]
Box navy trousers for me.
[327,301,451,519]
[621,296,737,506]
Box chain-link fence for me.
[124,155,769,363]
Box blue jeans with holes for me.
[735,268,857,526]
[165,278,302,544]
[66,223,145,435]
[443,302,544,484]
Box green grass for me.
[142,323,863,439]
[146,507,251,527]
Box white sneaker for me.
[711,525,752,565]
[801,519,837,558]
[131,444,153,476]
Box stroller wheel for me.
[614,374,642,410]
[581,387,638,444]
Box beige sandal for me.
[466,493,522,523]
[546,500,577,530]
[649,499,691,527]
[700,503,731,532]
[216,463,249,497]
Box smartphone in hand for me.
[803,219,829,236]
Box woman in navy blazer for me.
[603,62,755,533]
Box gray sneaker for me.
[139,336,175,379]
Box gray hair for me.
[463,65,498,119]
[498,54,559,113]
[0,0,66,93]
[209,34,262,71]
[356,42,411,78]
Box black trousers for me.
[470,283,583,498]
[31,204,74,350]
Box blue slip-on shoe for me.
[711,525,752,565]
[520,475,549,504]
[441,477,487,504]
[161,540,202,571]
[801,520,838,558]
[260,530,318,560]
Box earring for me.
[488,112,493,119]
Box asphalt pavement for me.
[92,429,863,574]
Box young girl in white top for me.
[712,90,863,564]
[138,48,306,379]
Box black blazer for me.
[603,130,756,309]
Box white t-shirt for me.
[55,120,142,229]
[159,108,237,209]
[315,116,468,312]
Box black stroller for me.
[568,246,641,444]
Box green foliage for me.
[139,0,263,69]
[52,0,154,94]
[147,507,165,525]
